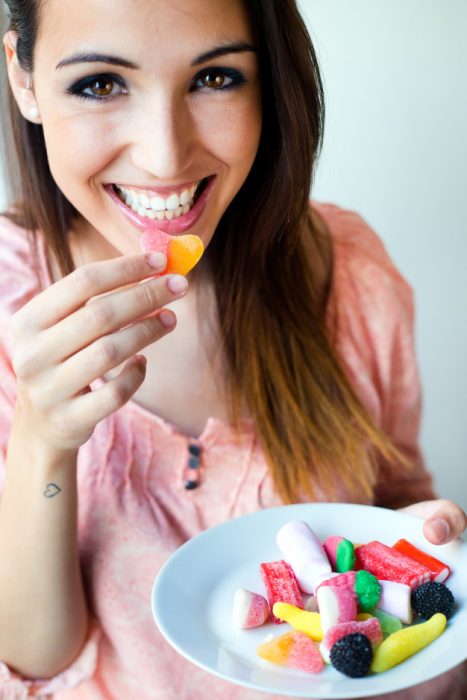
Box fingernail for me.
[428,518,449,543]
[166,275,188,295]
[159,309,176,328]
[147,252,167,270]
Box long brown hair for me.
[2,0,405,502]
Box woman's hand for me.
[399,499,467,545]
[10,251,186,454]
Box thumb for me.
[423,501,467,545]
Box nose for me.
[128,92,195,180]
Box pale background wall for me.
[0,2,466,510]
[300,0,467,510]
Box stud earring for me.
[29,105,40,119]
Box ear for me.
[3,31,42,124]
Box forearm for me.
[0,424,89,679]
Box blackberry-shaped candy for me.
[330,633,373,678]
[411,581,455,619]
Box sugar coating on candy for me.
[317,585,357,634]
[232,588,270,629]
[140,229,204,275]
[257,630,324,674]
[371,613,447,673]
[272,602,323,641]
[356,540,431,589]
[411,581,455,620]
[260,560,303,623]
[321,618,382,664]
[317,570,356,591]
[276,520,332,594]
[330,633,373,678]
[392,539,451,583]
[371,608,403,636]
[354,570,381,611]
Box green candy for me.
[355,569,381,611]
[335,539,355,572]
[371,608,403,636]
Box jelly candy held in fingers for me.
[259,560,303,623]
[232,589,270,629]
[370,613,447,673]
[356,540,431,589]
[392,539,451,583]
[257,630,324,673]
[272,602,323,641]
[140,229,204,275]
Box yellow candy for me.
[272,602,323,641]
[356,612,374,621]
[167,235,204,275]
[371,613,447,673]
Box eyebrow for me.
[55,42,257,71]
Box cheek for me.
[41,114,118,195]
[197,98,262,174]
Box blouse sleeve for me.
[0,216,101,696]
[317,203,437,508]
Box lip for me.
[105,176,216,234]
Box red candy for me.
[356,541,431,589]
[260,560,303,623]
[392,539,451,583]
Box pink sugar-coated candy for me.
[322,536,344,570]
[257,630,324,674]
[377,580,413,624]
[276,521,332,594]
[140,229,170,255]
[316,570,356,591]
[320,617,383,663]
[316,585,357,634]
[232,589,270,629]
[260,560,303,624]
[355,541,431,589]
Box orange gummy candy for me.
[140,230,204,275]
[257,630,324,674]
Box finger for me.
[12,252,167,333]
[60,274,185,359]
[51,310,176,401]
[16,274,186,375]
[422,501,467,544]
[68,354,149,427]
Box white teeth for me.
[115,181,204,219]
[166,193,180,211]
[180,189,190,206]
[150,195,165,211]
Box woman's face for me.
[24,0,262,255]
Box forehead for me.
[36,0,253,60]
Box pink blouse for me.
[0,203,463,700]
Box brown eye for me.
[89,78,115,97]
[202,72,226,89]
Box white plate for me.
[151,503,467,698]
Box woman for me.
[0,0,465,697]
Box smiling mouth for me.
[112,178,210,221]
